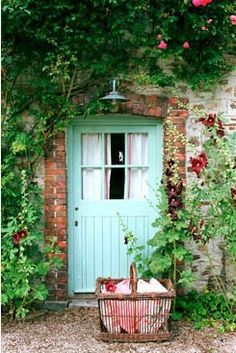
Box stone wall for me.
[185,73,236,289]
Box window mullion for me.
[124,133,128,199]
[101,133,105,199]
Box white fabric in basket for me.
[137,278,168,293]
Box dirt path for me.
[2,308,236,353]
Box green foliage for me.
[186,119,236,263]
[175,289,236,331]
[2,0,235,96]
[148,186,194,287]
[118,214,151,277]
[1,171,62,319]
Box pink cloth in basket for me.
[101,278,170,334]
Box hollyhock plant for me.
[199,113,225,137]
[216,119,225,137]
[12,229,28,245]
[157,40,167,49]
[190,152,208,177]
[199,113,216,127]
[231,187,236,207]
[167,181,183,196]
[169,197,182,208]
[198,152,208,168]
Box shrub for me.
[1,170,61,319]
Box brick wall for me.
[44,95,188,300]
[44,133,68,300]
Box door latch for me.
[75,220,79,227]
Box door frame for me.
[67,114,163,296]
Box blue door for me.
[67,115,163,294]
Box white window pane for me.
[82,134,101,165]
[82,169,102,200]
[128,168,148,199]
[128,133,148,165]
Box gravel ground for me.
[2,308,236,353]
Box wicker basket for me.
[95,263,176,342]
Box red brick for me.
[57,241,67,250]
[45,168,65,176]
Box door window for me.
[81,133,148,200]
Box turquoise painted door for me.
[68,115,163,294]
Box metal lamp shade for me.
[100,79,129,102]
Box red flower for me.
[231,187,236,207]
[165,168,174,177]
[199,114,216,127]
[231,188,236,198]
[199,114,225,137]
[12,229,28,245]
[167,159,175,167]
[190,152,208,177]
[198,152,208,168]
[105,280,117,293]
[169,197,181,208]
[216,119,225,137]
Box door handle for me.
[75,221,79,227]
[124,236,128,245]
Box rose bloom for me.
[192,0,212,6]
[192,0,201,6]
[183,41,190,49]
[157,40,167,49]
[230,15,236,26]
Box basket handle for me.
[130,262,137,294]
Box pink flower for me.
[192,0,213,6]
[157,40,167,49]
[183,41,190,49]
[230,15,236,26]
[192,0,201,6]
[207,19,213,24]
[201,26,208,31]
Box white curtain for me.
[128,134,148,199]
[82,134,102,200]
[105,134,111,199]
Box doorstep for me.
[68,298,98,308]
